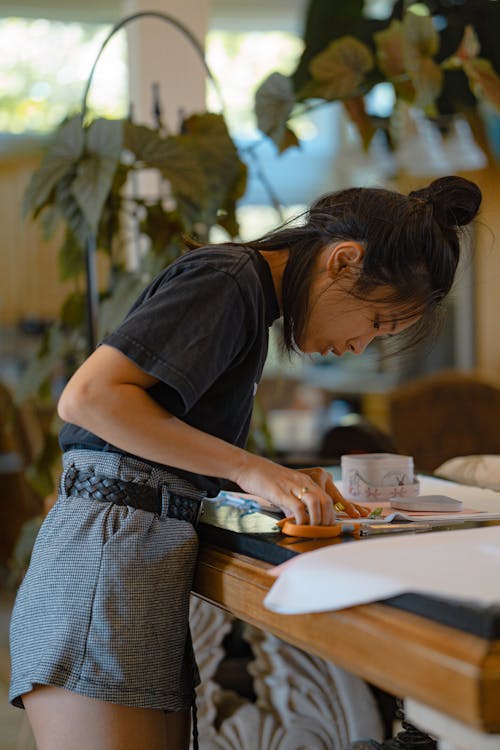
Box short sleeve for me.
[102,262,249,412]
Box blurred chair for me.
[388,370,500,472]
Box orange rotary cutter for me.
[276,517,344,538]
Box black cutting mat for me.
[198,502,357,565]
[198,503,500,640]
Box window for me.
[0,17,127,134]
[205,23,345,243]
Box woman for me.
[9,175,481,749]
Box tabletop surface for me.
[198,501,500,640]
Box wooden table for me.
[193,508,500,749]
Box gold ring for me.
[294,486,309,501]
[334,501,345,513]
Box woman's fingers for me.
[298,466,368,524]
[303,487,335,526]
[283,489,369,524]
[333,498,361,518]
[285,483,322,525]
[273,476,334,526]
[295,467,333,524]
[320,472,361,519]
[293,469,338,525]
[329,494,371,518]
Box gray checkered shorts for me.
[9,449,202,712]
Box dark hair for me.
[186,175,481,353]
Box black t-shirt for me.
[59,244,281,496]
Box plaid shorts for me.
[9,449,201,712]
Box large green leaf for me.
[54,171,92,250]
[464,58,500,111]
[57,230,85,281]
[441,25,500,111]
[23,115,84,217]
[123,121,205,203]
[87,117,123,160]
[374,20,416,101]
[71,119,123,233]
[60,292,87,329]
[255,72,296,150]
[123,121,170,162]
[402,10,443,110]
[71,156,113,233]
[155,139,207,204]
[403,8,439,58]
[375,21,405,79]
[175,113,246,233]
[139,203,185,257]
[95,163,130,257]
[291,0,378,91]
[39,204,63,241]
[308,36,374,100]
[343,97,376,149]
[409,57,444,111]
[216,157,248,237]
[448,25,481,67]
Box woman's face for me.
[296,241,420,356]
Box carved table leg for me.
[190,598,384,749]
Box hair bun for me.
[409,176,482,228]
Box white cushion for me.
[435,455,500,491]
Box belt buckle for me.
[161,488,204,526]
[194,499,204,526]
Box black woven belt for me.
[64,466,203,526]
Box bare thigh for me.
[23,685,191,750]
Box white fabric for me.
[436,454,500,492]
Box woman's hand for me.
[297,466,370,519]
[232,456,368,526]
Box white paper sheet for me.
[264,477,500,615]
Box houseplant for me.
[254,0,500,157]
[17,10,247,497]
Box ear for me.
[325,241,365,277]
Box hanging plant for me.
[255,1,500,154]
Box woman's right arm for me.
[58,344,358,524]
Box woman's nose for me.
[348,334,375,355]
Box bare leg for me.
[165,709,191,750]
[23,685,171,750]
